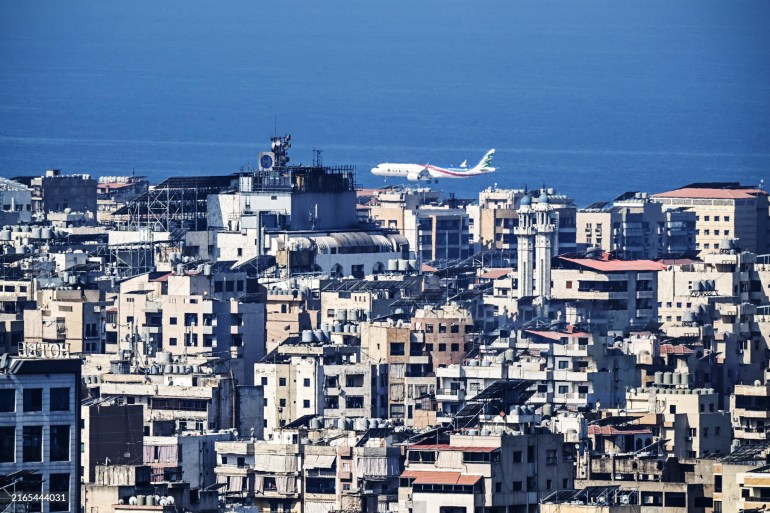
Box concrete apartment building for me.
[93,371,236,435]
[657,249,769,396]
[23,288,108,354]
[216,429,303,513]
[367,188,472,264]
[359,321,440,427]
[255,338,387,434]
[577,191,696,259]
[82,464,219,513]
[215,424,404,513]
[0,176,33,224]
[653,182,770,254]
[399,431,575,513]
[25,169,98,218]
[143,432,233,489]
[0,353,81,513]
[620,384,731,459]
[265,286,317,354]
[81,403,144,483]
[114,269,266,385]
[0,279,33,355]
[712,442,770,513]
[471,186,577,256]
[319,275,422,326]
[730,374,770,444]
[514,327,639,410]
[548,255,664,335]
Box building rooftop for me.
[558,255,667,273]
[654,183,767,200]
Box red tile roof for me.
[559,256,667,272]
[659,344,695,355]
[588,425,652,436]
[654,188,767,200]
[421,264,438,273]
[479,268,513,280]
[401,470,482,485]
[408,444,498,452]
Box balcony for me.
[436,388,464,402]
[736,409,770,419]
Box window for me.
[0,426,14,462]
[346,396,364,409]
[50,425,70,461]
[279,377,287,386]
[261,376,268,385]
[23,426,42,462]
[450,324,459,333]
[669,405,676,414]
[169,337,177,346]
[49,473,69,512]
[512,481,523,491]
[495,482,502,493]
[50,387,70,412]
[303,400,310,408]
[558,361,569,369]
[0,390,14,412]
[390,343,405,356]
[170,317,178,325]
[513,451,522,463]
[558,386,568,394]
[279,399,286,407]
[450,343,459,352]
[303,378,311,387]
[438,343,446,352]
[23,388,43,412]
[566,280,573,289]
[714,475,722,493]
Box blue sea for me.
[1,0,768,205]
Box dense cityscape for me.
[1,135,769,513]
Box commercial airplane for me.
[371,149,496,181]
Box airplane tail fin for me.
[472,149,495,172]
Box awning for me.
[304,455,336,470]
[402,470,481,486]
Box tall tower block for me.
[515,194,536,298]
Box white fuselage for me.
[370,163,493,181]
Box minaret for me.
[534,190,556,299]
[515,194,535,297]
